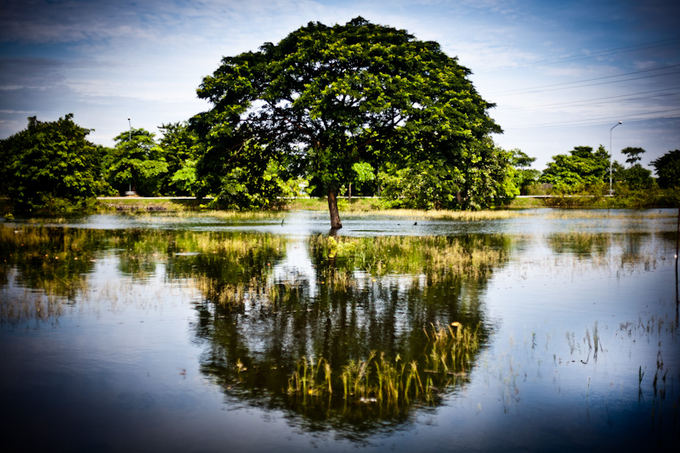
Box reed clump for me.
[547,232,610,258]
[424,321,479,375]
[287,356,333,397]
[284,322,480,408]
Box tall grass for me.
[310,234,510,278]
[285,322,481,408]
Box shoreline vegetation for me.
[1,190,679,220]
[86,189,680,213]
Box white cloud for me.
[1,0,678,166]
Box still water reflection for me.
[0,209,678,451]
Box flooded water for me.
[1,209,678,452]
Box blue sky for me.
[1,0,679,169]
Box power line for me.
[523,87,680,110]
[497,70,680,96]
[530,38,680,66]
[504,106,680,129]
[490,63,680,96]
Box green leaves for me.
[540,145,611,194]
[106,128,168,196]
[651,149,680,189]
[194,17,503,217]
[621,146,645,166]
[0,114,100,214]
[158,122,204,196]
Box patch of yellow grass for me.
[347,209,524,221]
[310,234,510,278]
[545,210,676,219]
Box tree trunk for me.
[328,189,342,230]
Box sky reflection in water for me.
[0,209,678,452]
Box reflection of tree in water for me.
[116,229,287,282]
[115,229,170,279]
[189,234,512,436]
[547,232,671,269]
[547,232,611,257]
[0,225,105,321]
[0,226,287,321]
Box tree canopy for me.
[0,114,103,214]
[192,17,501,227]
[158,122,204,196]
[621,146,645,166]
[539,145,610,193]
[509,149,540,195]
[651,149,680,189]
[106,128,168,196]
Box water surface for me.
[1,209,678,451]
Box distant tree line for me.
[0,18,678,218]
[1,111,677,216]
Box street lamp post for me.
[126,118,135,196]
[609,121,622,196]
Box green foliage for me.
[379,141,518,209]
[543,186,679,209]
[0,114,101,214]
[621,146,645,166]
[540,145,610,193]
[351,162,375,183]
[169,159,199,195]
[615,163,653,190]
[379,160,464,209]
[350,161,376,195]
[651,149,680,189]
[509,149,540,195]
[193,17,501,221]
[106,128,168,196]
[158,122,205,196]
[198,140,287,210]
[92,145,117,196]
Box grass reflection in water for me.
[1,215,678,446]
[287,322,479,406]
[0,225,508,427]
[191,234,510,431]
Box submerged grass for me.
[286,322,480,408]
[287,197,528,218]
[545,210,677,219]
[344,209,524,221]
[310,234,510,278]
[0,224,288,310]
[96,197,203,212]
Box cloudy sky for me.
[1,0,679,169]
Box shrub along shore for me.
[2,190,677,221]
[79,191,680,215]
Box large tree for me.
[0,114,102,213]
[651,149,680,189]
[540,145,610,193]
[509,149,540,195]
[105,128,168,196]
[158,122,204,196]
[621,146,645,166]
[193,17,500,228]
